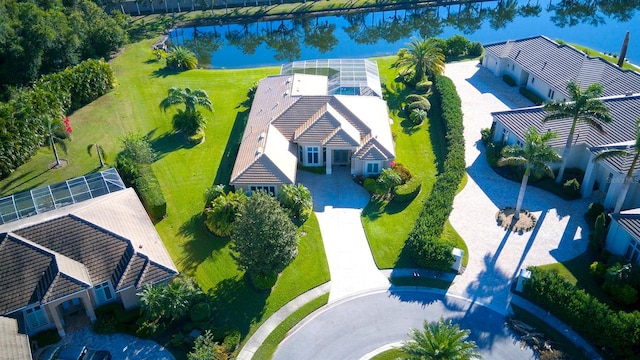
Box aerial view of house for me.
[230,59,396,195]
[0,170,177,340]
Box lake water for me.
[167,0,640,69]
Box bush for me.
[190,302,212,323]
[590,261,607,279]
[485,141,504,166]
[31,329,61,348]
[468,42,483,57]
[603,282,638,305]
[416,79,432,93]
[446,34,471,56]
[522,267,640,357]
[135,165,167,221]
[204,190,246,237]
[519,87,545,105]
[392,178,421,204]
[278,183,313,223]
[363,178,379,194]
[391,162,413,183]
[502,74,517,86]
[252,272,278,291]
[93,314,117,334]
[480,127,492,146]
[377,168,402,195]
[406,76,464,270]
[589,213,607,253]
[562,178,581,198]
[222,329,241,352]
[585,202,605,228]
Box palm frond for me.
[594,149,632,162]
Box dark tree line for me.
[0,0,128,96]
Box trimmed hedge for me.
[523,267,640,358]
[392,178,421,204]
[134,165,167,221]
[406,76,465,270]
[502,74,517,86]
[519,86,544,105]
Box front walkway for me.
[445,61,592,313]
[297,166,389,303]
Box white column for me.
[45,303,66,337]
[604,175,625,209]
[81,293,97,322]
[581,153,597,198]
[325,148,332,175]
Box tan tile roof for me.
[0,316,31,360]
[484,35,640,98]
[354,136,395,160]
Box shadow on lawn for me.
[213,108,249,186]
[0,169,49,195]
[177,212,230,274]
[362,196,413,221]
[207,275,268,336]
[150,131,195,160]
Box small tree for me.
[400,318,481,360]
[377,168,402,196]
[204,189,247,237]
[188,330,229,360]
[590,212,607,253]
[278,183,313,223]
[232,191,298,279]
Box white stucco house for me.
[0,170,177,338]
[230,59,395,195]
[606,209,640,266]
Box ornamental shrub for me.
[502,74,517,86]
[445,34,471,56]
[391,162,413,183]
[585,202,605,229]
[589,213,607,253]
[392,178,421,204]
[363,178,379,194]
[468,42,483,57]
[204,190,246,237]
[406,76,464,270]
[135,165,167,221]
[519,86,544,105]
[190,302,212,323]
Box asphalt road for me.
[273,289,535,360]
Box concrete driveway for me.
[273,289,535,360]
[297,167,389,303]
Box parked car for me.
[38,345,111,360]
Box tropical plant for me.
[377,168,402,195]
[204,189,247,237]
[188,330,229,360]
[137,276,204,322]
[160,87,213,136]
[543,81,613,183]
[498,127,561,219]
[277,183,313,223]
[166,46,198,70]
[409,108,428,126]
[400,318,481,360]
[231,191,298,280]
[394,37,445,85]
[47,117,72,167]
[87,143,107,167]
[593,118,640,213]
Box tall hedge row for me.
[407,76,466,270]
[134,165,167,221]
[523,267,640,358]
[0,59,114,178]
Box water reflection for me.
[167,0,640,68]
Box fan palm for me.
[160,87,213,136]
[499,127,562,219]
[543,81,613,183]
[166,46,198,70]
[400,318,481,360]
[394,37,445,84]
[594,118,640,213]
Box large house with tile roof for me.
[0,186,177,338]
[482,35,640,101]
[606,209,640,266]
[230,59,395,195]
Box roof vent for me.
[626,91,634,96]
[256,147,263,156]
[259,132,266,140]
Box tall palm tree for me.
[543,81,613,183]
[87,143,107,168]
[394,37,445,84]
[594,118,640,213]
[400,318,481,360]
[499,127,561,220]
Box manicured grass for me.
[0,38,329,347]
[252,293,329,360]
[511,305,591,360]
[370,348,405,360]
[363,57,467,269]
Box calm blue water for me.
[168,0,640,68]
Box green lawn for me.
[370,348,406,360]
[0,38,329,347]
[362,58,467,269]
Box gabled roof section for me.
[492,94,640,149]
[611,211,640,242]
[271,96,332,140]
[354,136,395,161]
[483,35,640,98]
[293,103,361,147]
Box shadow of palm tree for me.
[176,212,230,274]
[151,67,182,78]
[0,169,48,195]
[207,275,268,336]
[149,131,194,160]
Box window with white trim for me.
[94,281,114,305]
[306,146,319,165]
[366,162,380,175]
[25,305,48,329]
[250,185,276,196]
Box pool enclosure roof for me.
[281,59,383,98]
[0,168,126,225]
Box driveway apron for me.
[297,167,389,303]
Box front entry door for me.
[333,150,350,164]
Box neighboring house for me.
[482,35,640,101]
[0,175,177,338]
[605,209,640,266]
[0,316,31,360]
[491,93,640,211]
[230,59,395,195]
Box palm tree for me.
[87,143,107,168]
[400,318,481,360]
[160,87,213,136]
[543,81,613,183]
[394,37,445,85]
[594,118,640,213]
[46,117,72,167]
[166,46,198,70]
[499,127,561,219]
